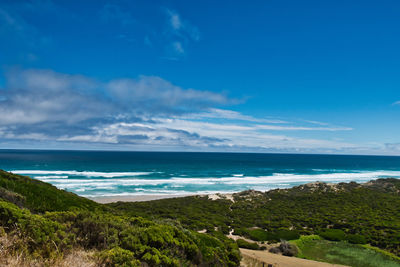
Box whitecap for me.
[11,170,153,178]
[34,175,69,179]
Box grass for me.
[292,235,400,267]
[362,244,400,261]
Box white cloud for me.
[0,68,361,153]
[153,118,354,148]
[385,143,400,151]
[107,75,231,112]
[255,125,352,131]
[64,118,355,152]
[167,9,182,30]
[1,69,230,125]
[187,108,287,123]
[302,119,329,126]
[164,8,200,57]
[173,41,184,54]
[0,68,230,138]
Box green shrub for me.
[347,234,367,244]
[99,247,140,267]
[47,210,205,265]
[194,232,227,265]
[291,235,322,248]
[0,200,68,258]
[234,228,273,241]
[276,229,300,241]
[233,228,299,242]
[109,178,400,256]
[232,228,244,236]
[246,229,269,241]
[206,231,241,266]
[0,170,99,212]
[320,229,346,241]
[236,239,260,250]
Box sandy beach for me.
[89,194,196,203]
[89,193,234,203]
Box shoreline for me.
[89,192,235,203]
[86,179,384,204]
[89,193,198,203]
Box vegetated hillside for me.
[0,170,240,266]
[0,170,99,212]
[110,178,400,257]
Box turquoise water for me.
[1,149,400,198]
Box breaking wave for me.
[9,169,400,197]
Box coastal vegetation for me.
[0,170,239,266]
[1,169,400,266]
[235,239,261,250]
[110,179,400,259]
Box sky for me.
[0,0,400,155]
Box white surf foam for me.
[34,175,69,179]
[14,169,400,196]
[31,170,400,188]
[11,170,153,178]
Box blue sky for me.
[0,0,400,154]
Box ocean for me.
[1,149,400,198]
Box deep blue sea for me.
[1,150,400,198]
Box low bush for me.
[276,229,300,241]
[0,170,99,212]
[320,229,346,241]
[268,241,298,256]
[99,247,140,267]
[194,232,240,266]
[347,234,367,244]
[234,228,299,242]
[0,200,69,258]
[246,229,270,241]
[236,239,260,250]
[279,241,298,256]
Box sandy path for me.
[240,248,348,267]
